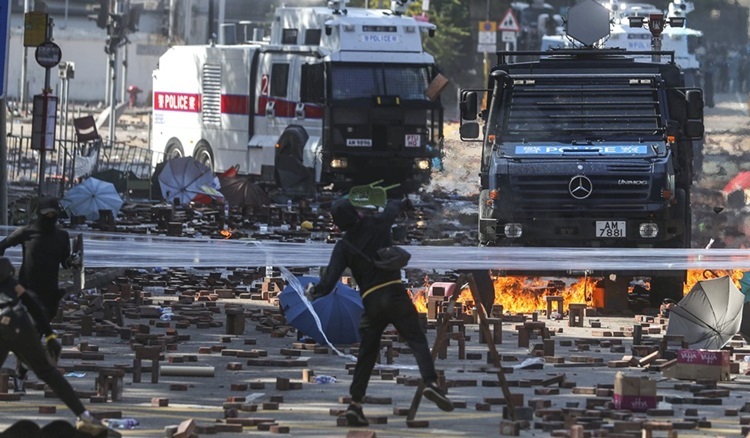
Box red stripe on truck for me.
[221,94,249,115]
[154,92,322,118]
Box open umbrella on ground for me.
[219,176,271,208]
[278,276,363,345]
[158,157,215,205]
[740,271,750,302]
[61,177,124,221]
[665,276,744,350]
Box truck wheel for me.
[194,144,214,172]
[164,140,184,162]
[650,275,686,306]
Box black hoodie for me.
[0,222,71,296]
[313,199,407,298]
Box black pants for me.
[17,288,64,379]
[350,284,437,403]
[0,307,85,416]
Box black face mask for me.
[38,215,58,233]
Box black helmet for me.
[331,198,359,231]
[0,257,15,283]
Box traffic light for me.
[90,0,110,29]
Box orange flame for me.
[410,288,428,313]
[220,229,233,239]
[490,275,595,314]
[686,269,744,293]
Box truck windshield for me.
[330,63,430,100]
[496,75,665,143]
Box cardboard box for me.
[424,73,449,101]
[663,349,730,381]
[612,372,657,412]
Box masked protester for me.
[0,257,106,436]
[0,196,80,393]
[310,197,453,427]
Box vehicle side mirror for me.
[460,122,480,139]
[460,91,478,120]
[684,120,704,140]
[686,89,703,120]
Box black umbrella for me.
[219,176,271,207]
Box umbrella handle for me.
[702,269,720,279]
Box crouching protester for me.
[309,198,453,427]
[0,257,107,437]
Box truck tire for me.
[194,143,214,172]
[650,275,686,306]
[164,140,184,162]
[477,190,495,245]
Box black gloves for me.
[66,253,82,269]
[45,334,62,364]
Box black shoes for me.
[12,376,25,394]
[345,403,369,427]
[423,382,454,412]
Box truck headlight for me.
[331,158,348,169]
[416,159,430,170]
[639,222,659,238]
[504,223,523,238]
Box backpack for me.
[341,239,411,270]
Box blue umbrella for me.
[278,276,363,345]
[740,272,750,302]
[61,177,124,221]
[158,157,215,205]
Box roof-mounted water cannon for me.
[669,0,694,18]
[328,0,349,15]
[565,0,610,47]
[391,0,413,16]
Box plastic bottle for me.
[224,203,230,219]
[313,375,336,384]
[105,418,139,429]
[287,199,293,212]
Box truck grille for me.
[509,174,652,212]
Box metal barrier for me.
[6,134,156,198]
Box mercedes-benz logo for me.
[569,175,593,199]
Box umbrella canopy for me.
[740,272,750,303]
[278,276,363,345]
[665,276,744,350]
[61,177,124,221]
[158,157,215,205]
[219,176,271,207]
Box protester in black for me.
[0,196,80,392]
[311,198,453,427]
[0,257,106,436]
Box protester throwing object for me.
[310,197,453,427]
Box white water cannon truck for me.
[151,0,446,194]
